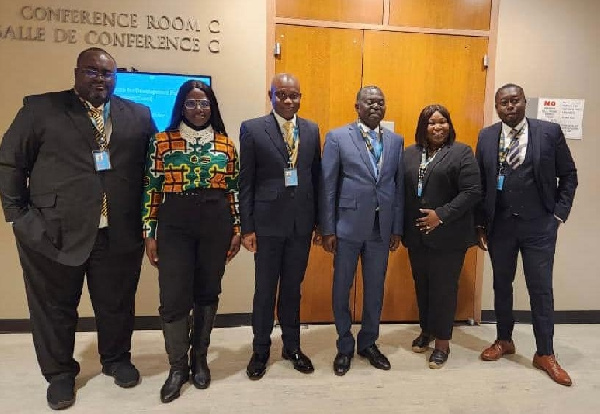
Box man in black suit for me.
[476,83,577,386]
[239,73,320,380]
[0,48,156,409]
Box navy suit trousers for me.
[488,213,558,355]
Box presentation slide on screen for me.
[114,72,211,132]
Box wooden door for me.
[357,31,488,321]
[274,24,363,321]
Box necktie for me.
[368,129,382,163]
[283,121,298,166]
[506,128,522,169]
[88,106,109,223]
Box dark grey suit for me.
[0,90,156,380]
[475,118,577,354]
[239,113,320,354]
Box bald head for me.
[269,73,301,120]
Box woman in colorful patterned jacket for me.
[141,80,241,403]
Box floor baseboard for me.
[1,310,599,333]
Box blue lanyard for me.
[417,146,442,197]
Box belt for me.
[165,188,225,200]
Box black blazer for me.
[475,118,578,232]
[402,142,481,251]
[0,90,156,266]
[239,113,321,237]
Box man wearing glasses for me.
[0,47,156,409]
[239,73,321,380]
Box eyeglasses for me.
[78,68,116,80]
[184,99,211,109]
[274,91,302,101]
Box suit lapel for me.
[349,123,377,180]
[378,128,394,182]
[486,123,502,182]
[296,117,310,167]
[527,118,542,183]
[422,144,451,188]
[108,96,124,148]
[264,114,288,162]
[65,90,97,151]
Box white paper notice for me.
[536,98,585,140]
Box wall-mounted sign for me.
[526,97,585,140]
[0,5,221,53]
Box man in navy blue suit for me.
[476,83,577,386]
[320,86,404,375]
[239,73,321,380]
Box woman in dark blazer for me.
[402,104,481,368]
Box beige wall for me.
[1,0,598,320]
[482,0,600,311]
[0,0,267,318]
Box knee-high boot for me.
[190,303,218,389]
[160,317,191,403]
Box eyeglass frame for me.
[77,67,117,80]
[184,99,211,110]
[273,91,302,101]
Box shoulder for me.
[383,128,404,143]
[528,118,561,133]
[155,130,179,141]
[327,123,353,137]
[404,144,420,155]
[480,122,501,136]
[241,115,270,128]
[23,90,71,107]
[450,141,472,152]
[297,117,318,130]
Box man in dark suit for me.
[320,86,404,375]
[239,73,321,380]
[476,83,577,386]
[0,48,156,409]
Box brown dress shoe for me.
[532,354,572,386]
[480,340,516,361]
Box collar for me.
[501,117,526,137]
[357,120,380,135]
[272,111,297,131]
[73,89,110,122]
[179,121,214,145]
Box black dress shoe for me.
[358,344,391,370]
[282,348,315,374]
[333,352,352,376]
[429,348,450,369]
[160,369,189,403]
[47,375,76,410]
[246,352,269,380]
[411,333,434,353]
[102,362,140,388]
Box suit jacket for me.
[320,123,404,243]
[402,142,481,251]
[0,90,156,266]
[475,118,577,232]
[239,113,321,237]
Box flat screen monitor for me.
[114,71,211,132]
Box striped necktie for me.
[88,106,109,223]
[505,128,522,169]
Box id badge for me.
[496,174,505,190]
[417,182,423,197]
[93,149,112,171]
[284,167,298,187]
